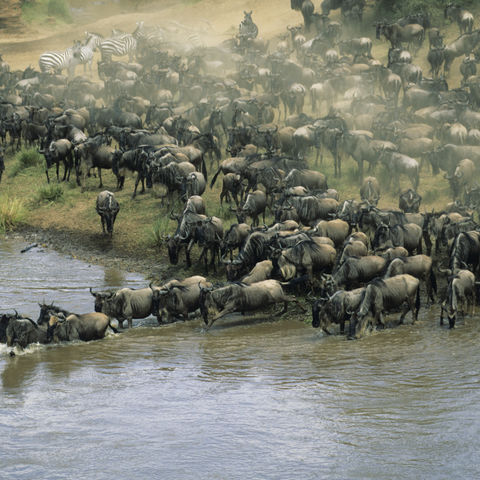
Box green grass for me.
[36,184,64,203]
[0,196,26,233]
[9,148,43,177]
[22,0,72,25]
[149,216,174,248]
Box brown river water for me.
[1,237,480,479]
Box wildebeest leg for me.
[206,305,236,329]
[354,314,369,339]
[98,168,103,188]
[56,161,60,182]
[45,168,50,183]
[101,216,106,234]
[398,302,411,324]
[280,295,306,314]
[132,173,143,198]
[186,239,195,268]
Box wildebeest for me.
[90,286,154,328]
[199,279,306,329]
[3,313,48,349]
[445,158,476,200]
[273,239,337,281]
[41,139,74,183]
[285,195,338,226]
[379,150,419,192]
[220,173,244,206]
[331,255,387,289]
[235,189,267,227]
[444,3,474,35]
[360,176,380,206]
[373,223,423,254]
[376,21,424,52]
[384,254,437,302]
[427,47,445,78]
[96,190,120,236]
[240,260,274,285]
[399,189,422,213]
[150,276,212,323]
[349,274,421,338]
[440,269,476,328]
[47,312,118,342]
[312,287,365,334]
[222,223,252,261]
[284,168,328,191]
[446,230,480,274]
[313,219,350,247]
[181,171,206,200]
[442,30,480,75]
[0,147,5,183]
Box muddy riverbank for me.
[15,225,165,281]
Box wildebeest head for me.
[312,297,328,328]
[198,284,215,324]
[90,288,114,313]
[167,235,180,265]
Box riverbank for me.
[0,0,474,285]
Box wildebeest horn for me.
[89,287,97,296]
[438,266,452,275]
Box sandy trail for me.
[0,0,296,71]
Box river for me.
[1,237,479,479]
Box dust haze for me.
[1,0,298,71]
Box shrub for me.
[149,217,172,247]
[0,196,26,232]
[36,184,64,203]
[47,0,73,23]
[10,148,43,177]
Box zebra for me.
[99,21,144,63]
[76,32,103,74]
[238,11,258,39]
[38,42,83,77]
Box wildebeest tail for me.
[430,267,437,294]
[210,168,221,188]
[201,155,208,183]
[109,319,119,334]
[280,274,309,290]
[415,284,421,316]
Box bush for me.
[10,148,43,177]
[47,0,72,22]
[373,0,473,23]
[149,217,172,247]
[36,184,64,203]
[0,196,26,232]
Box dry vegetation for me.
[0,0,478,278]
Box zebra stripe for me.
[77,33,103,73]
[99,35,137,62]
[38,44,81,76]
[99,22,144,62]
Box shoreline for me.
[12,225,162,281]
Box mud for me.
[17,225,165,281]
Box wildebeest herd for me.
[3,1,480,351]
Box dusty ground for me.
[1,0,300,280]
[0,0,295,71]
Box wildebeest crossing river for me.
[1,237,480,479]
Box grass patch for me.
[149,216,173,248]
[9,148,43,177]
[22,0,72,24]
[36,184,65,203]
[0,196,26,233]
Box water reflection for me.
[1,237,480,479]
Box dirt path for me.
[0,0,294,71]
